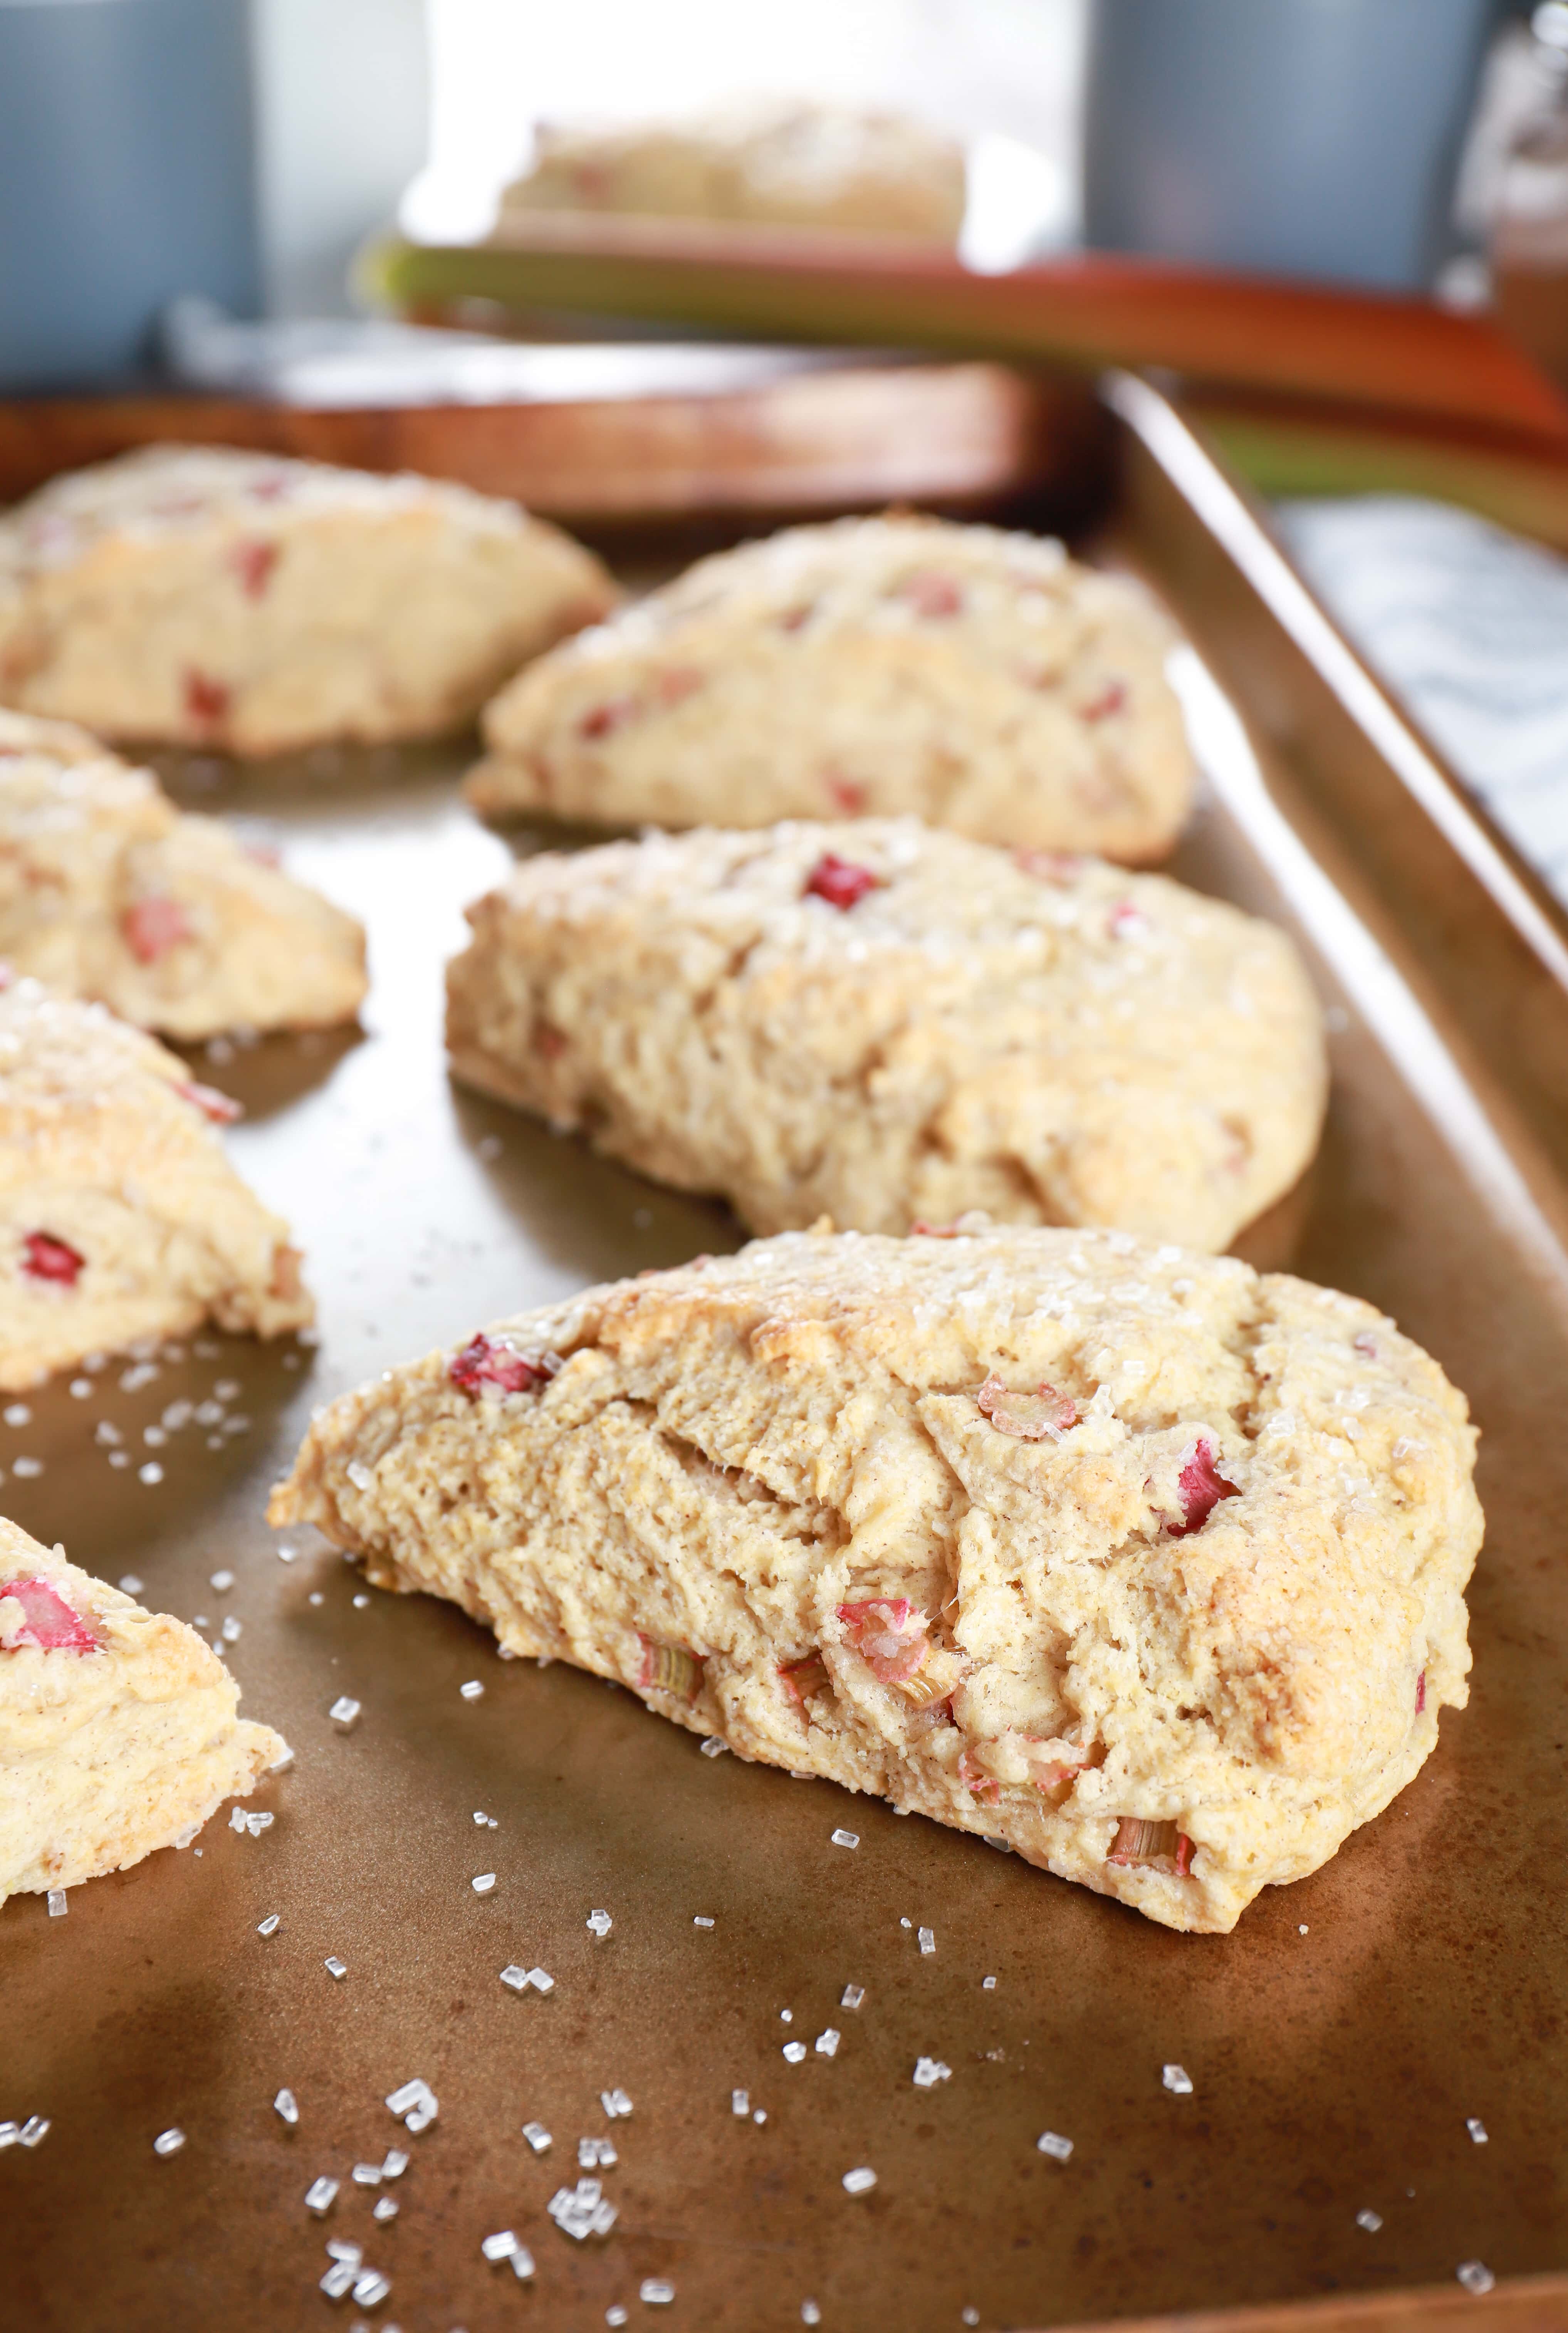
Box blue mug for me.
[0,0,260,392]
[1083,0,1502,290]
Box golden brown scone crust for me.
[0,1515,286,1903]
[0,979,313,1389]
[447,818,1326,1252]
[271,1225,1480,1934]
[0,708,366,1036]
[469,515,1194,863]
[0,446,617,757]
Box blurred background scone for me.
[469,514,1194,861]
[0,446,617,758]
[446,817,1327,1250]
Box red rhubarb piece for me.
[1014,849,1086,886]
[232,540,279,599]
[804,854,879,911]
[183,669,231,727]
[1079,680,1127,722]
[1353,1331,1379,1358]
[533,1021,567,1061]
[0,1575,100,1652]
[448,1334,559,1399]
[1166,1440,1241,1537]
[637,1635,703,1702]
[836,1598,929,1685]
[1107,901,1150,940]
[1416,1669,1426,1714]
[21,1230,83,1285]
[894,570,964,618]
[122,896,193,964]
[779,1651,829,1706]
[976,1375,1079,1440]
[824,773,867,815]
[653,666,704,708]
[177,1079,243,1124]
[578,695,639,740]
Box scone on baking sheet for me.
[269,1226,1480,1936]
[496,98,967,242]
[446,818,1326,1253]
[0,1516,287,1908]
[0,445,618,758]
[0,708,366,1037]
[467,514,1194,863]
[0,979,313,1391]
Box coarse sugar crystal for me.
[18,2117,49,2148]
[1162,2064,1193,2095]
[831,1829,859,1849]
[912,2058,950,2088]
[801,2307,821,2327]
[500,1965,529,1992]
[209,1569,234,1591]
[917,1927,935,1955]
[522,2121,552,2152]
[381,2150,408,2179]
[351,2270,390,2306]
[324,1956,348,1980]
[372,2198,397,2223]
[138,1462,163,1485]
[981,1976,997,1990]
[587,1909,613,1937]
[153,2128,185,2157]
[607,2311,629,2327]
[842,2167,877,2195]
[274,2088,299,2125]
[245,1811,272,1836]
[640,2280,675,2305]
[321,2262,356,2300]
[579,2136,617,2169]
[328,1697,361,1728]
[782,2042,807,2063]
[841,1984,864,2010]
[510,2247,535,2280]
[1037,2132,1073,2161]
[471,1873,496,1894]
[305,2175,339,2213]
[47,1890,66,1918]
[324,2240,362,2266]
[602,2088,632,2118]
[117,1571,141,1592]
[481,2231,519,2261]
[385,2080,437,2127]
[731,2090,750,2117]
[222,1618,243,1644]
[1457,2265,1495,2296]
[1467,2118,1489,2144]
[352,2163,383,2186]
[459,1680,484,1701]
[1356,2209,1383,2232]
[693,1915,714,1928]
[699,1737,728,1757]
[526,1967,554,1993]
[257,1913,280,1936]
[0,2125,17,2150]
[815,2030,840,2058]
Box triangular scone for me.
[0,446,617,757]
[446,818,1327,1251]
[0,979,313,1390]
[0,708,366,1037]
[468,515,1194,863]
[0,1516,286,1906]
[270,1225,1481,1936]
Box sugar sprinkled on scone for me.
[0,446,617,757]
[0,979,313,1390]
[0,1516,287,1905]
[446,817,1327,1252]
[0,707,365,1036]
[468,514,1193,863]
[270,1225,1480,1936]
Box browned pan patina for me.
[3,381,1566,2333]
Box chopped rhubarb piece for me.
[232,540,279,599]
[21,1231,83,1286]
[910,1220,961,1238]
[779,1651,829,1706]
[958,1747,1001,1803]
[177,1079,243,1124]
[1166,1440,1241,1537]
[122,896,193,964]
[1173,1831,1195,1878]
[533,1021,567,1061]
[1416,1669,1426,1714]
[637,1636,703,1703]
[1079,679,1127,722]
[777,603,814,633]
[448,1335,559,1399]
[578,695,640,741]
[248,472,294,503]
[893,570,964,619]
[824,772,867,815]
[1108,1816,1180,1867]
[975,1375,1079,1441]
[836,1598,929,1686]
[0,1576,100,1653]
[183,669,231,727]
[1014,849,1086,886]
[804,854,880,911]
[1107,901,1151,941]
[242,840,282,869]
[653,666,704,708]
[1353,1331,1379,1359]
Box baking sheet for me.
[6,401,1568,2333]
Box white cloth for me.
[1276,494,1568,910]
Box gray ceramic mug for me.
[0,0,260,392]
[1083,0,1501,289]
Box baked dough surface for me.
[447,817,1327,1252]
[496,99,967,242]
[468,515,1194,863]
[271,1225,1480,1934]
[0,1516,285,1904]
[0,707,366,1036]
[0,445,617,757]
[0,979,313,1389]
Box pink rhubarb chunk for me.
[804,854,879,911]
[836,1598,929,1685]
[232,540,279,599]
[0,1576,100,1653]
[177,1079,243,1124]
[976,1375,1079,1440]
[122,896,193,963]
[1165,1440,1241,1538]
[183,669,231,727]
[448,1334,559,1399]
[22,1230,83,1285]
[893,570,964,618]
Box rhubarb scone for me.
[0,445,617,757]
[0,708,366,1036]
[0,1517,287,1907]
[467,515,1193,862]
[446,819,1326,1251]
[0,979,313,1390]
[269,1227,1480,1935]
[496,99,966,242]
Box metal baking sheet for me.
[6,383,1568,2333]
